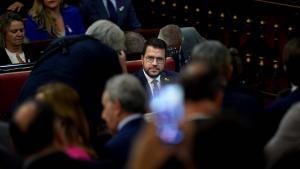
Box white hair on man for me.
[86,20,126,51]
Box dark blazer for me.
[261,88,300,144]
[133,68,178,98]
[104,117,144,169]
[25,5,85,41]
[222,85,263,127]
[80,0,141,30]
[0,145,22,169]
[0,45,37,65]
[15,35,123,147]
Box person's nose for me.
[152,58,158,66]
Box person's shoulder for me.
[162,70,178,77]
[133,68,144,77]
[62,5,81,14]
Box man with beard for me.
[134,38,177,99]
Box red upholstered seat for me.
[0,71,30,118]
[0,57,175,119]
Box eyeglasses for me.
[145,56,165,64]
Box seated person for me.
[125,31,145,60]
[134,38,177,99]
[158,24,184,72]
[25,0,85,41]
[0,12,36,65]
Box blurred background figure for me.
[179,62,225,120]
[125,31,145,60]
[86,20,127,73]
[101,74,146,168]
[0,12,36,65]
[79,0,141,30]
[158,24,184,72]
[10,99,103,169]
[0,0,32,17]
[191,40,262,128]
[25,0,85,41]
[180,27,206,62]
[35,82,95,160]
[262,38,300,144]
[265,102,300,169]
[189,115,263,169]
[15,35,123,155]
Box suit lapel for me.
[160,71,170,86]
[116,0,124,25]
[136,69,152,98]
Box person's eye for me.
[157,58,164,62]
[147,57,154,61]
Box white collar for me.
[291,83,298,92]
[117,114,143,131]
[5,48,26,64]
[143,69,161,85]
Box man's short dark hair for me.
[10,99,56,157]
[179,62,225,101]
[282,38,300,86]
[142,38,167,57]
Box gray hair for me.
[158,24,182,49]
[86,20,125,51]
[125,31,145,53]
[191,40,232,78]
[105,74,147,114]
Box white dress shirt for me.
[143,69,161,96]
[5,48,26,64]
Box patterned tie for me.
[152,79,160,97]
[16,53,25,64]
[106,0,118,23]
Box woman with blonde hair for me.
[25,0,85,41]
[36,82,95,160]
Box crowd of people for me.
[0,1,300,169]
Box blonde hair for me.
[36,82,90,148]
[29,0,63,38]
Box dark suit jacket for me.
[15,35,123,148]
[0,45,37,65]
[104,117,144,169]
[80,0,141,30]
[261,88,300,144]
[222,84,263,127]
[133,69,177,98]
[0,145,22,169]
